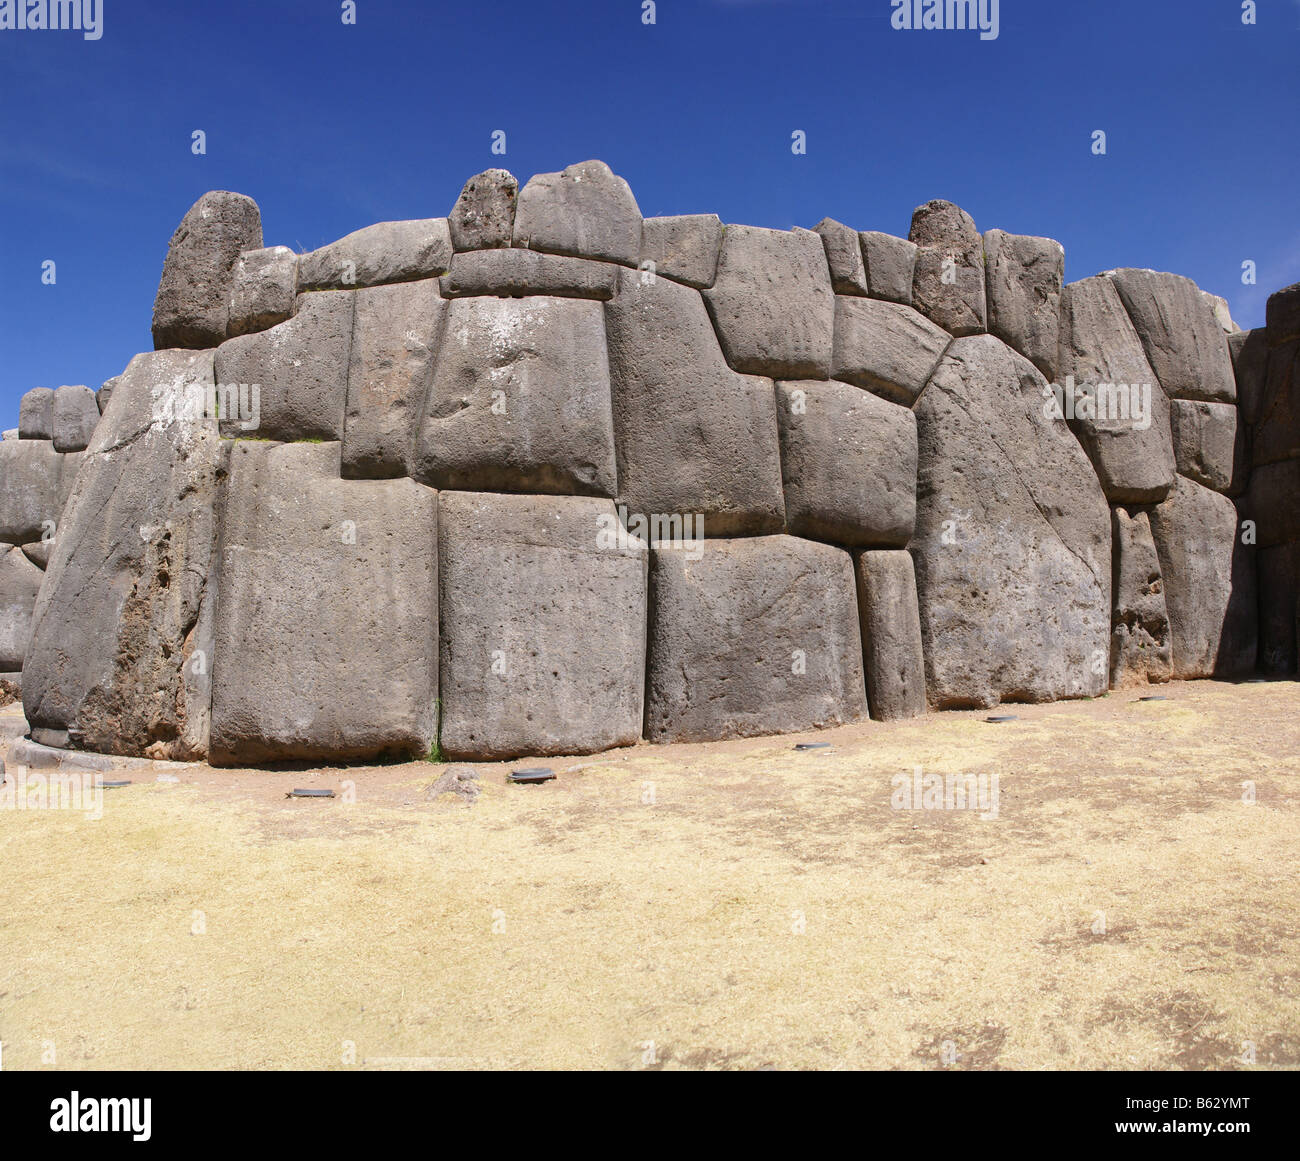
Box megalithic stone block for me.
[1108,507,1172,689]
[1256,541,1299,674]
[513,159,642,265]
[449,168,519,252]
[438,491,647,760]
[18,387,54,439]
[813,218,868,296]
[1168,399,1237,493]
[645,535,867,743]
[298,219,453,291]
[440,248,618,300]
[0,546,43,671]
[859,231,917,306]
[51,384,100,453]
[639,214,723,289]
[1266,282,1300,347]
[227,245,298,337]
[909,200,987,337]
[854,549,927,721]
[982,229,1064,381]
[830,296,951,405]
[209,441,439,765]
[0,439,79,545]
[1250,341,1300,468]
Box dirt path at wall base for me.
[1,679,1296,1071]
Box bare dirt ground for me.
[1,679,1296,1071]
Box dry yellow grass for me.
[1,679,1296,1070]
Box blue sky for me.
[1,0,1297,421]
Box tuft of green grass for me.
[425,699,445,763]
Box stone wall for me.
[4,159,1293,763]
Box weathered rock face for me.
[298,219,452,291]
[639,214,723,289]
[209,441,439,765]
[513,160,642,265]
[227,245,298,337]
[854,550,926,720]
[813,218,868,295]
[438,491,647,760]
[645,536,866,743]
[909,200,987,337]
[912,336,1111,708]
[449,168,519,252]
[152,191,263,350]
[1256,542,1299,674]
[0,546,43,671]
[18,387,54,439]
[1266,282,1300,347]
[830,296,951,405]
[859,231,917,306]
[1109,508,1172,688]
[441,248,618,300]
[1247,459,1300,548]
[0,440,79,545]
[1249,341,1299,468]
[983,229,1063,380]
[1168,399,1237,493]
[52,385,100,453]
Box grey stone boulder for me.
[1057,276,1176,504]
[448,168,518,252]
[859,231,917,305]
[912,336,1112,708]
[440,248,618,300]
[605,268,786,537]
[1266,282,1300,347]
[52,384,100,453]
[813,218,867,295]
[227,245,298,337]
[21,349,223,759]
[703,225,835,380]
[1108,507,1172,689]
[983,229,1064,380]
[1250,341,1299,468]
[854,549,926,721]
[1246,459,1300,548]
[96,375,120,416]
[213,289,355,441]
[438,491,647,760]
[909,200,987,337]
[1202,291,1239,334]
[21,540,53,570]
[0,439,74,545]
[0,546,43,670]
[830,296,951,405]
[413,295,617,497]
[1105,269,1236,402]
[342,278,445,480]
[645,535,866,743]
[1168,399,1237,493]
[1149,474,1256,678]
[1229,328,1270,433]
[639,214,723,289]
[208,440,439,765]
[512,160,642,265]
[152,191,263,349]
[298,219,452,291]
[18,387,54,439]
[1256,542,1298,674]
[775,380,916,547]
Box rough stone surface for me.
[51,384,100,453]
[0,439,76,545]
[513,160,642,265]
[440,248,617,300]
[1202,291,1239,334]
[639,214,723,289]
[854,549,926,721]
[605,268,785,536]
[859,231,916,306]
[830,296,951,405]
[227,246,298,337]
[96,376,119,416]
[298,219,452,291]
[1247,459,1300,548]
[1109,507,1172,688]
[1266,282,1300,347]
[645,535,866,743]
[0,546,43,670]
[209,440,439,765]
[1106,268,1236,402]
[448,168,518,252]
[912,336,1112,708]
[1057,276,1176,504]
[1250,341,1299,468]
[213,289,355,441]
[21,540,53,570]
[1149,474,1256,678]
[438,491,647,760]
[21,349,223,758]
[813,218,868,295]
[152,191,263,350]
[18,387,54,439]
[983,229,1064,380]
[703,225,835,380]
[1168,399,1238,493]
[909,201,987,337]
[342,279,444,480]
[775,380,916,548]
[414,295,616,497]
[1256,542,1299,674]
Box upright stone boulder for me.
[1168,399,1237,493]
[227,245,298,337]
[51,384,100,453]
[830,296,951,405]
[854,550,926,721]
[18,387,54,439]
[0,440,75,545]
[1249,342,1299,468]
[1109,508,1172,688]
[448,168,518,251]
[645,536,867,743]
[513,160,642,265]
[859,231,917,306]
[983,229,1064,381]
[438,491,647,760]
[639,214,723,289]
[298,219,452,291]
[912,336,1112,708]
[909,200,987,337]
[703,225,835,380]
[813,218,868,295]
[152,191,263,350]
[0,546,43,671]
[1266,282,1300,347]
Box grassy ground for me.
[0,679,1296,1070]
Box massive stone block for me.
[854,550,927,721]
[645,535,867,743]
[1168,399,1237,493]
[438,491,646,760]
[18,387,53,439]
[449,168,518,252]
[1246,459,1300,548]
[1230,328,1271,426]
[1109,507,1172,688]
[513,160,641,265]
[909,200,987,337]
[213,289,355,441]
[1057,276,1176,504]
[152,191,263,350]
[227,245,298,337]
[1106,268,1236,402]
[21,349,223,758]
[298,219,452,291]
[440,248,617,300]
[859,231,916,306]
[51,384,100,453]
[1266,282,1300,347]
[983,229,1064,381]
[912,336,1112,708]
[640,214,723,289]
[1256,542,1299,674]
[342,279,444,480]
[813,218,868,295]
[209,441,439,765]
[0,439,79,545]
[605,268,785,536]
[830,296,951,405]
[1149,474,1256,678]
[1250,341,1299,468]
[1202,291,1238,335]
[0,546,43,671]
[413,295,616,497]
[703,225,835,380]
[775,380,916,547]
